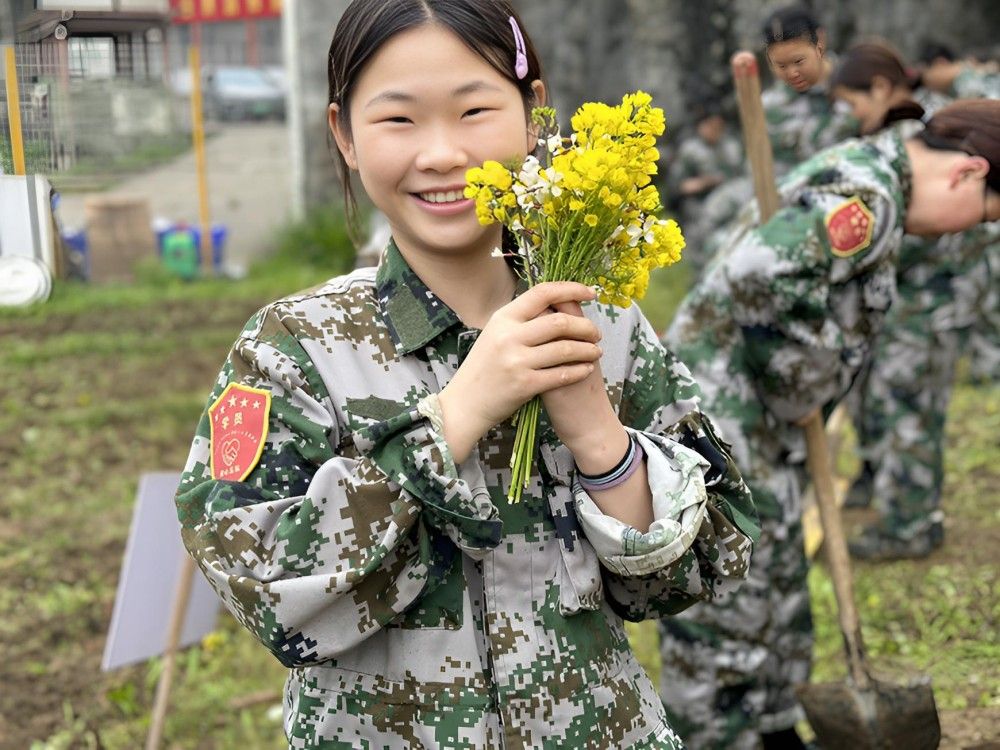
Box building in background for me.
[168,0,282,68]
[4,1,173,175]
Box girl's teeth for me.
[420,191,463,203]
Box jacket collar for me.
[375,239,463,355]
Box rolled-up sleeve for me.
[571,309,759,620]
[574,431,710,577]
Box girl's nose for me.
[414,127,469,173]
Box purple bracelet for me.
[576,435,646,493]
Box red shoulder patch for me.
[825,197,875,258]
[208,383,271,482]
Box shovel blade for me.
[797,678,940,750]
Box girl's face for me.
[832,77,899,135]
[831,86,885,135]
[767,38,824,92]
[329,23,540,262]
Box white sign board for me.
[102,472,220,672]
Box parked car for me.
[167,66,285,121]
[204,66,285,121]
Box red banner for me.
[171,0,283,23]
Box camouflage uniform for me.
[949,69,1000,384]
[761,74,859,177]
[848,92,1000,556]
[689,177,755,268]
[849,222,1000,553]
[175,240,759,749]
[668,131,744,273]
[951,67,1000,100]
[690,76,859,274]
[658,128,911,748]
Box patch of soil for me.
[0,296,260,340]
[940,706,1000,749]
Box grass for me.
[2,231,996,747]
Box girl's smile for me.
[410,185,476,215]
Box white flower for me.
[518,155,542,187]
[626,216,656,247]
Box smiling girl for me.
[175,1,758,747]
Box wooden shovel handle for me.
[803,412,871,688]
[731,51,780,222]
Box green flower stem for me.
[507,395,540,503]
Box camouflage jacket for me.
[669,131,744,198]
[890,90,994,332]
[665,128,910,470]
[175,241,757,748]
[762,75,859,177]
[951,66,1000,100]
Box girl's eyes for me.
[373,106,494,124]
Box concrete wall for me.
[283,0,348,219]
[515,0,1000,132]
[286,0,1000,216]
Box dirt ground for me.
[1,283,997,748]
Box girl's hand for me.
[438,282,602,463]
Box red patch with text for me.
[825,197,875,257]
[208,383,271,482]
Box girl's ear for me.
[531,79,547,109]
[871,75,893,100]
[526,79,548,150]
[328,103,358,171]
[948,154,990,188]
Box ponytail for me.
[921,100,1000,193]
[881,101,926,129]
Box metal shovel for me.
[796,414,941,749]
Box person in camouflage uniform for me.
[829,44,1000,558]
[657,101,1000,749]
[847,226,999,557]
[175,1,759,747]
[920,41,1000,102]
[689,6,860,270]
[760,6,859,178]
[668,101,744,274]
[945,65,1000,386]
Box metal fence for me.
[2,29,190,185]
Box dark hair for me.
[829,43,926,129]
[690,98,723,125]
[762,5,820,47]
[327,0,544,234]
[917,41,955,65]
[921,100,1000,193]
[830,43,913,92]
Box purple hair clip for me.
[509,16,528,80]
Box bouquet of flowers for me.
[465,91,685,502]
